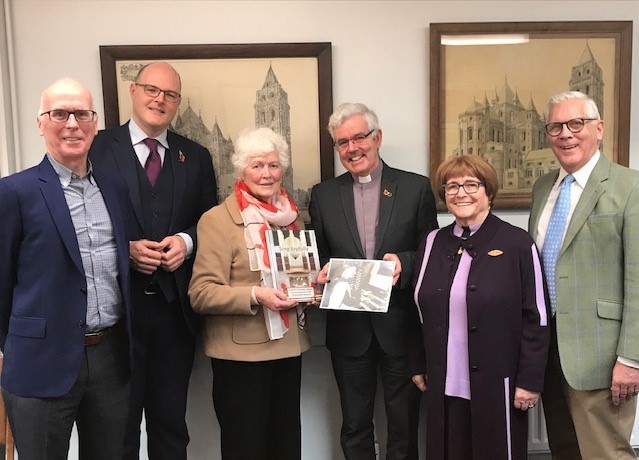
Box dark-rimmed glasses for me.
[135,83,181,103]
[334,130,375,151]
[545,118,597,137]
[40,109,97,123]
[443,181,484,195]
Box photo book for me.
[319,258,395,313]
[265,229,322,303]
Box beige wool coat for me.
[188,193,311,362]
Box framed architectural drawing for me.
[99,43,333,215]
[430,21,632,209]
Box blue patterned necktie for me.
[542,174,575,316]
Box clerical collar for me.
[351,161,383,184]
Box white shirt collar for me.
[128,118,169,150]
[555,150,600,189]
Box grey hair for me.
[232,127,290,177]
[327,102,381,140]
[545,91,600,120]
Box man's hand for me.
[611,361,639,406]
[159,235,187,272]
[255,287,299,312]
[129,240,163,275]
[382,253,402,286]
[412,374,427,392]
[316,263,330,285]
[514,387,540,412]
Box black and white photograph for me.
[319,259,395,313]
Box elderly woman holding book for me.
[189,127,310,460]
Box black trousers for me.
[3,327,130,460]
[211,356,302,460]
[331,337,420,460]
[123,288,195,460]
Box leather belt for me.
[84,322,122,346]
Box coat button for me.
[471,365,478,372]
[467,244,474,250]
[470,326,478,332]
[77,321,85,328]
[469,285,477,291]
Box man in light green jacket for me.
[529,91,639,460]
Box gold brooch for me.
[487,250,503,257]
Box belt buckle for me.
[144,281,160,295]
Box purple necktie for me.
[143,138,161,187]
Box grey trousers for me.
[2,328,130,460]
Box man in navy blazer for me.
[89,62,217,460]
[0,78,132,459]
[310,103,438,460]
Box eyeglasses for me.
[40,109,97,123]
[545,118,598,137]
[334,130,375,151]
[443,181,484,195]
[135,83,181,103]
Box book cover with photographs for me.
[265,229,322,303]
[319,258,394,312]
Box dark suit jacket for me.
[89,123,217,333]
[0,156,132,398]
[309,162,438,356]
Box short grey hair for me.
[327,102,381,140]
[232,127,290,177]
[545,91,600,120]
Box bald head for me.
[37,78,98,176]
[135,62,182,91]
[130,61,182,137]
[39,78,95,115]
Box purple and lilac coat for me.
[409,212,550,460]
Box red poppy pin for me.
[178,151,185,163]
[383,189,392,197]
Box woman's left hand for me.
[255,286,299,312]
[514,387,540,411]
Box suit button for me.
[80,287,87,294]
[469,285,476,291]
[77,321,85,329]
[470,326,477,332]
[471,365,478,372]
[467,244,474,250]
[151,193,157,198]
[152,212,158,218]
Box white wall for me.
[4,1,639,458]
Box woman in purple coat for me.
[410,155,550,460]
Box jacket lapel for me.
[561,156,609,254]
[38,159,84,274]
[339,175,365,258]
[111,124,145,230]
[375,164,397,257]
[167,131,187,232]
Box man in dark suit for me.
[89,62,217,460]
[0,78,132,459]
[309,102,438,460]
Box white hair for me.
[232,127,290,177]
[327,102,380,140]
[545,91,600,120]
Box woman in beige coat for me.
[189,127,310,460]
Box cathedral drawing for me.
[451,42,604,191]
[171,64,302,206]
